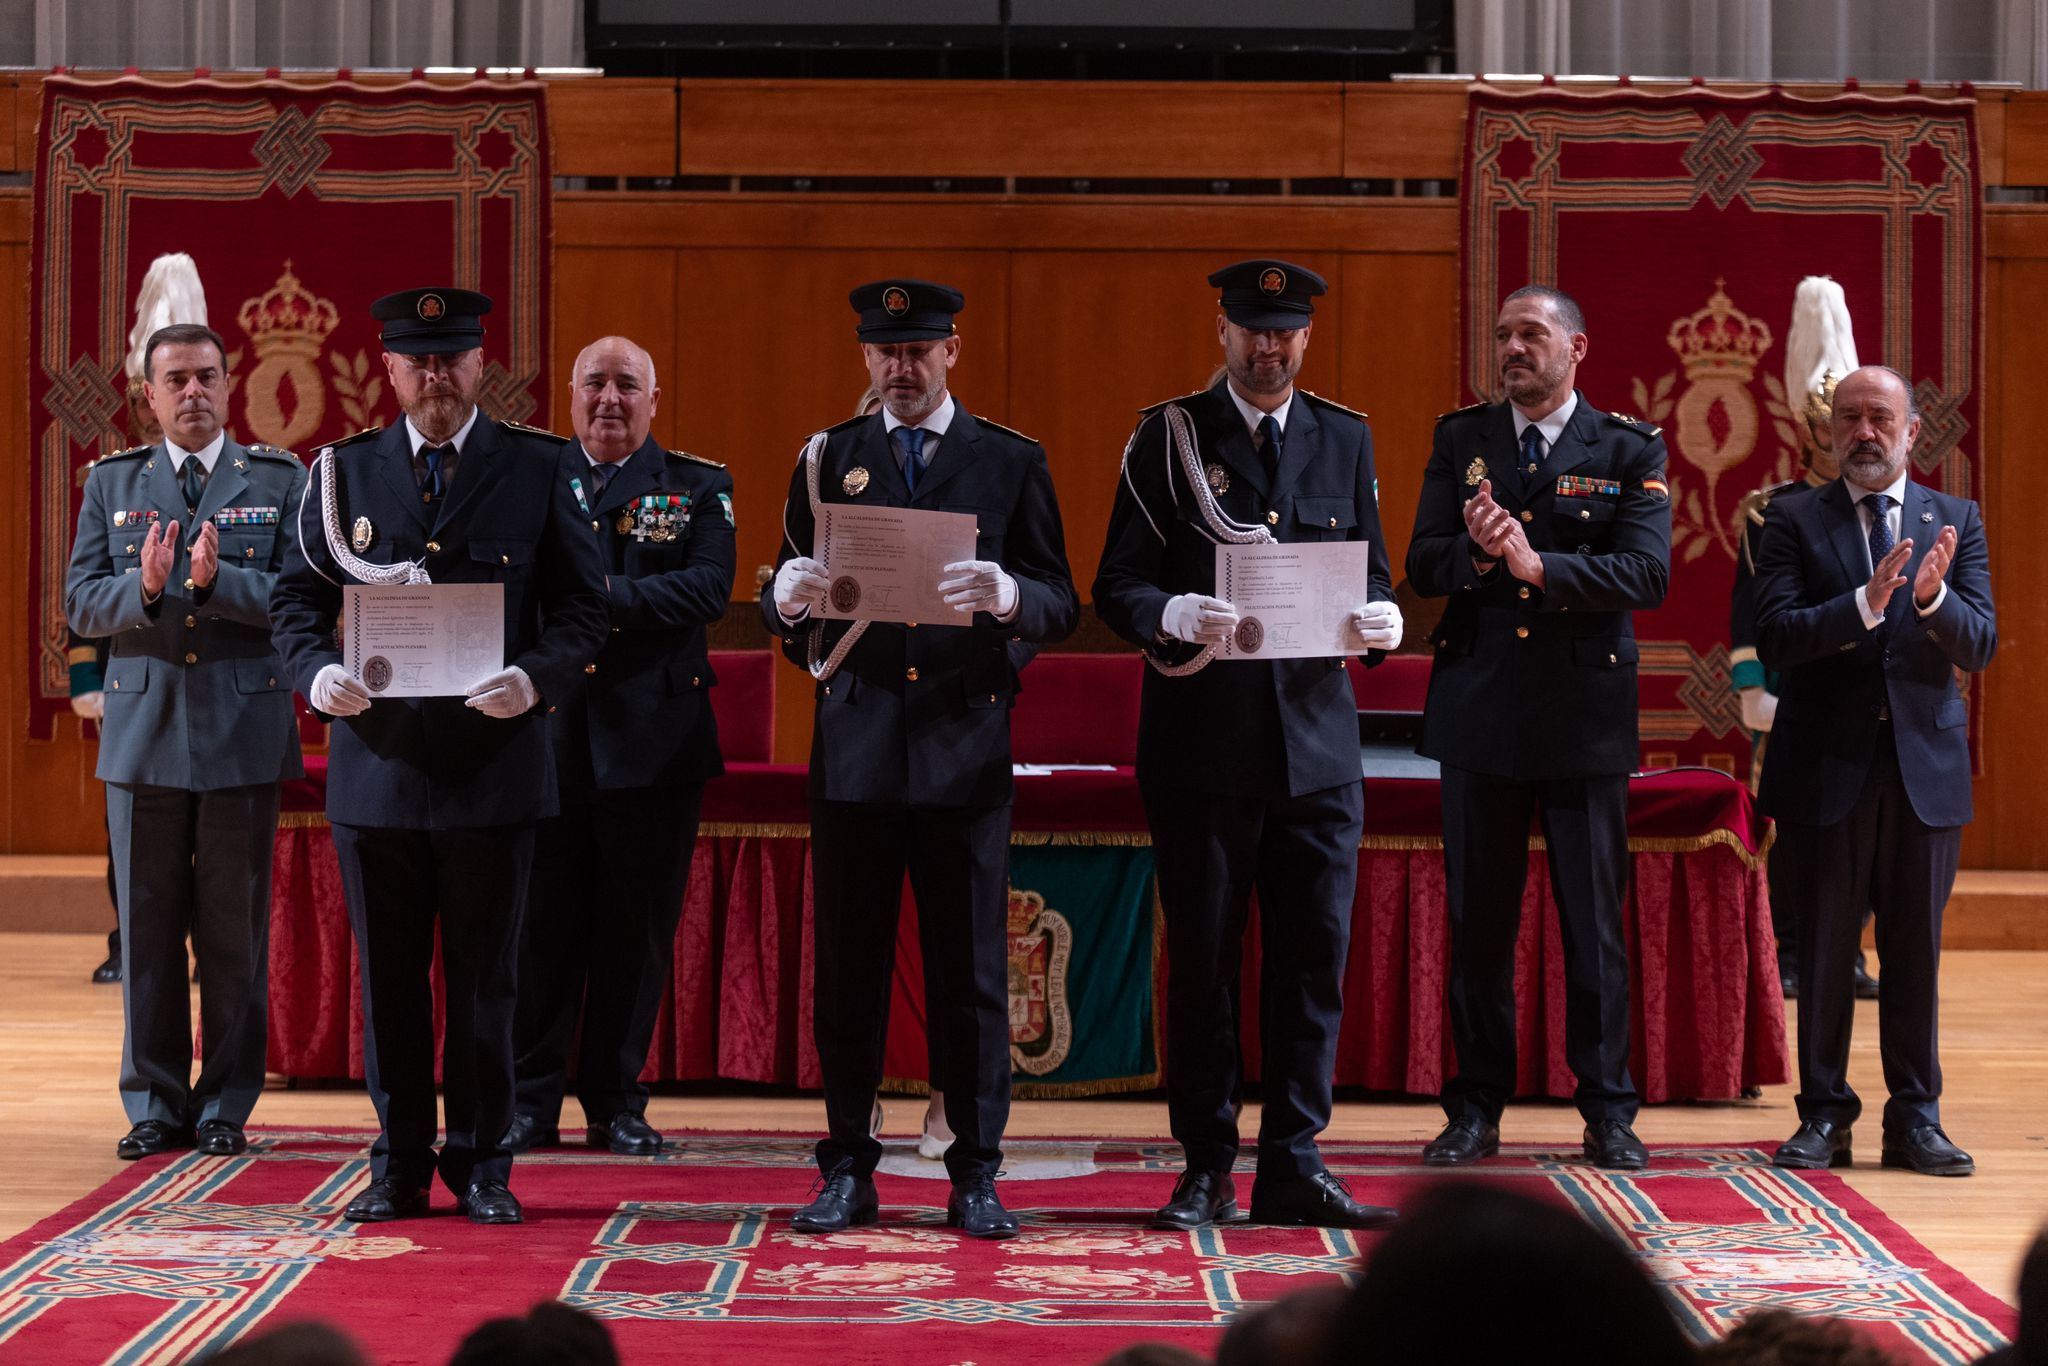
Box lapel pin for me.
[1920,511,1934,523]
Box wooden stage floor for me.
[3,932,2042,1307]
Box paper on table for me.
[1213,540,1374,659]
[816,504,980,624]
[342,583,505,697]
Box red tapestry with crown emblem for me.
[26,74,551,738]
[1459,85,1982,779]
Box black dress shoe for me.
[343,1177,431,1222]
[1852,953,1881,1000]
[1772,1118,1852,1170]
[589,1112,662,1156]
[1583,1120,1649,1171]
[946,1176,1020,1240]
[457,1180,525,1224]
[90,953,120,985]
[116,1120,192,1161]
[791,1170,879,1233]
[1881,1126,1974,1177]
[1251,1170,1398,1230]
[1778,958,1799,999]
[1422,1116,1500,1167]
[1152,1169,1242,1230]
[195,1120,247,1156]
[501,1112,558,1154]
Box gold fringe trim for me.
[1011,829,1153,848]
[278,812,330,829]
[1358,826,1769,870]
[699,822,815,839]
[881,1071,1162,1100]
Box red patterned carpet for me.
[0,1131,2012,1365]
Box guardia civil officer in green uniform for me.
[1094,260,1400,1232]
[63,322,307,1162]
[1408,285,1671,1171]
[504,335,735,1158]
[271,289,609,1225]
[763,280,1079,1240]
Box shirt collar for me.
[404,406,479,457]
[163,430,226,475]
[882,392,955,440]
[1225,383,1293,439]
[1849,469,1911,508]
[1510,390,1578,450]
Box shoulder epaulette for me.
[1138,389,1209,417]
[973,415,1040,445]
[668,449,726,469]
[1299,389,1368,422]
[1435,401,1489,424]
[1738,478,1807,526]
[502,420,569,444]
[94,444,150,464]
[1606,411,1664,438]
[818,413,872,438]
[321,426,384,452]
[245,442,300,463]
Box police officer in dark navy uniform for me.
[270,287,608,1226]
[1408,285,1671,1171]
[1094,260,1400,1232]
[64,322,308,1162]
[504,335,735,1158]
[762,279,1079,1240]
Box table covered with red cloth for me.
[268,759,1787,1102]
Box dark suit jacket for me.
[1753,477,1995,829]
[1406,394,1671,780]
[64,436,307,790]
[1092,382,1395,800]
[552,435,735,795]
[758,403,1080,808]
[269,416,610,828]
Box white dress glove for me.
[1350,600,1404,652]
[773,556,831,622]
[1160,594,1240,645]
[465,666,539,719]
[1738,686,1778,734]
[70,691,105,720]
[311,663,372,717]
[938,560,1018,620]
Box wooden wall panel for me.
[551,246,680,445]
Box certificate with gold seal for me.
[815,504,979,624]
[342,583,504,696]
[1213,540,1374,660]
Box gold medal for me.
[843,466,871,496]
[351,516,375,552]
[617,513,635,535]
[1464,457,1487,487]
[113,510,126,527]
[1205,463,1230,495]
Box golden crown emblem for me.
[1007,887,1045,937]
[1665,279,1773,382]
[236,261,340,361]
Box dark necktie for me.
[1867,492,1894,565]
[1520,422,1545,492]
[588,461,615,503]
[420,445,448,503]
[1257,414,1282,484]
[896,427,927,495]
[180,455,206,513]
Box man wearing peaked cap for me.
[1094,258,1402,1231]
[270,284,609,1227]
[762,278,1079,1240]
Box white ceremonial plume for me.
[123,253,208,382]
[1784,275,1858,401]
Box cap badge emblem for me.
[416,293,445,322]
[1259,268,1286,296]
[882,287,910,316]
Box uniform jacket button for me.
[906,667,919,682]
[1328,517,1337,528]
[1515,627,1529,639]
[184,615,197,626]
[692,676,701,686]
[183,577,195,590]
[501,554,510,565]
[1580,509,1591,520]
[1609,653,1618,664]
[184,651,198,663]
[583,663,597,674]
[426,541,441,553]
[1267,511,1280,526]
[1517,587,1529,600]
[1520,510,1533,523]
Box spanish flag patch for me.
[1641,472,1669,499]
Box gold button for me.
[824,685,832,696]
[184,651,198,663]
[1515,627,1529,639]
[591,520,600,531]
[989,693,997,703]
[501,554,510,565]
[268,676,276,686]
[244,547,255,557]
[183,578,195,590]
[125,543,135,553]
[908,621,918,628]
[1609,653,1618,664]
[906,667,919,682]
[1580,509,1591,520]
[692,675,701,687]
[1328,517,1338,528]
[548,705,557,713]
[1520,510,1533,523]
[111,680,120,690]
[184,615,197,627]
[583,663,597,674]
[1517,587,1529,600]
[1267,511,1279,526]
[426,541,441,553]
